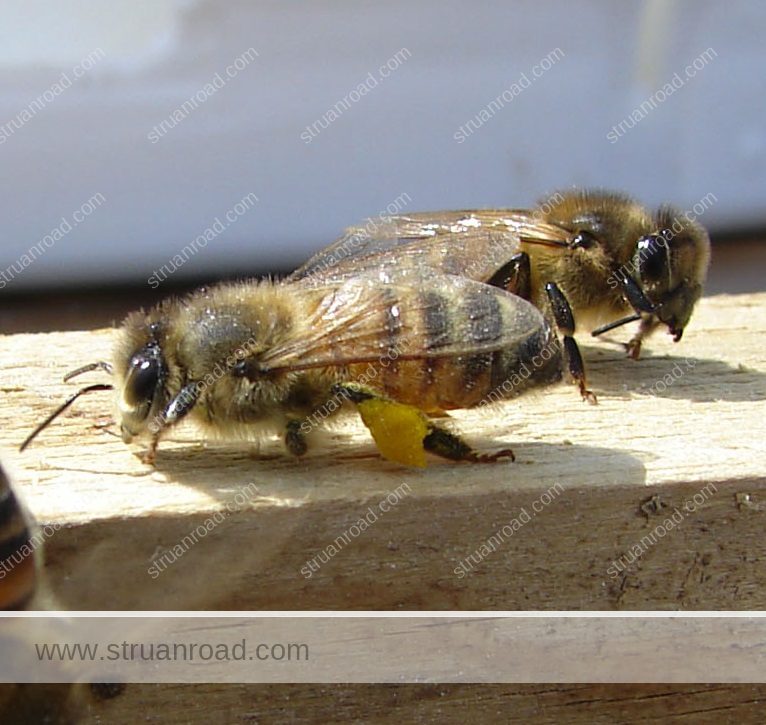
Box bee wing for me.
[260,271,547,372]
[291,210,573,283]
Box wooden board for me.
[0,293,764,610]
[57,683,766,724]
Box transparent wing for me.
[291,210,573,283]
[261,270,547,372]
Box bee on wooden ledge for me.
[293,188,711,402]
[21,271,561,467]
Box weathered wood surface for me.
[0,292,764,609]
[72,683,766,724]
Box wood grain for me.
[0,292,764,610]
[75,683,766,724]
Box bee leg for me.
[139,382,202,464]
[625,316,661,360]
[333,383,431,467]
[284,419,308,457]
[142,436,160,466]
[486,252,532,299]
[162,382,202,425]
[423,424,515,464]
[544,282,597,405]
[332,383,511,466]
[612,269,663,359]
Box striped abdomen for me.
[0,465,37,611]
[347,284,563,411]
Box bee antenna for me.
[591,314,642,337]
[19,383,114,452]
[63,361,113,382]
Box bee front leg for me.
[612,269,662,359]
[142,435,160,466]
[140,382,200,464]
[625,316,661,360]
[545,282,597,404]
[162,382,202,425]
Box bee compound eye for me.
[124,354,160,407]
[636,235,669,284]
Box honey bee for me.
[0,461,124,723]
[21,271,562,467]
[292,189,712,400]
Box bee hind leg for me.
[544,282,597,405]
[332,383,512,466]
[423,424,515,464]
[332,383,430,467]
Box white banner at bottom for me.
[1,616,764,683]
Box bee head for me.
[113,312,170,442]
[632,207,711,341]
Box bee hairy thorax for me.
[164,285,345,427]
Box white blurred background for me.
[0,0,763,293]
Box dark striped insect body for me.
[0,462,39,612]
[0,462,124,723]
[22,271,562,466]
[292,189,711,400]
